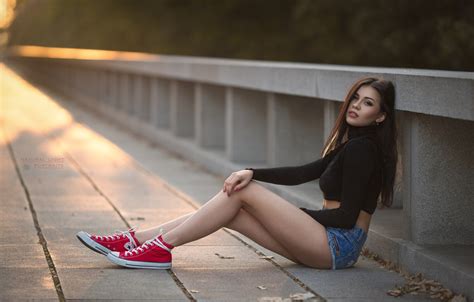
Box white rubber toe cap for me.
[110,251,120,257]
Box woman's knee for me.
[234,180,262,201]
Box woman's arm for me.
[245,145,343,186]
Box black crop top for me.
[245,124,383,229]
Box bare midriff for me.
[323,199,371,234]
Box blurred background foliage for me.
[5,0,474,71]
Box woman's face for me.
[346,85,385,126]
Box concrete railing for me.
[4,46,473,248]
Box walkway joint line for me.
[50,135,197,302]
[3,128,66,302]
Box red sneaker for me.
[106,234,173,269]
[76,227,140,255]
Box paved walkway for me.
[1,62,438,301]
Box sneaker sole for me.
[76,231,111,256]
[106,253,171,270]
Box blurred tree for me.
[6,0,474,71]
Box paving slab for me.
[42,226,126,245]
[57,268,188,301]
[32,195,115,212]
[48,243,125,269]
[35,210,124,229]
[0,244,49,268]
[282,258,429,301]
[0,131,58,300]
[172,267,305,302]
[0,268,58,300]
[0,206,36,226]
[0,224,40,244]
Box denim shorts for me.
[299,207,368,269]
[326,225,367,270]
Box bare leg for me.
[135,207,299,263]
[162,181,332,268]
[134,212,195,244]
[162,189,241,247]
[225,208,299,263]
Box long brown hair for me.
[321,76,398,208]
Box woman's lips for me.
[348,111,358,118]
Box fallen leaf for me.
[189,289,199,293]
[387,289,402,297]
[258,297,284,302]
[259,256,274,260]
[289,292,316,300]
[364,247,463,301]
[257,285,267,290]
[449,294,467,302]
[214,252,235,259]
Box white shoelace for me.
[93,227,138,250]
[124,228,170,256]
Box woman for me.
[76,76,398,270]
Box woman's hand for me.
[222,169,253,197]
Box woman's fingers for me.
[225,182,237,196]
[233,183,242,191]
[224,173,246,196]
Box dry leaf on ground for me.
[214,252,235,259]
[289,292,317,301]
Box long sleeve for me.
[245,145,343,186]
[304,139,377,228]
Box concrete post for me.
[402,112,474,244]
[130,74,141,117]
[267,93,324,166]
[323,101,340,143]
[98,70,108,107]
[108,72,119,108]
[73,67,81,97]
[226,87,266,164]
[195,83,225,149]
[94,69,101,103]
[141,76,151,123]
[170,80,195,137]
[118,73,129,112]
[149,78,170,129]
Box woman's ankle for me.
[134,231,148,245]
[158,234,175,249]
[161,233,179,247]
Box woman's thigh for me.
[235,181,332,269]
[225,208,299,263]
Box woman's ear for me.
[376,112,386,124]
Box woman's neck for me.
[347,124,378,140]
